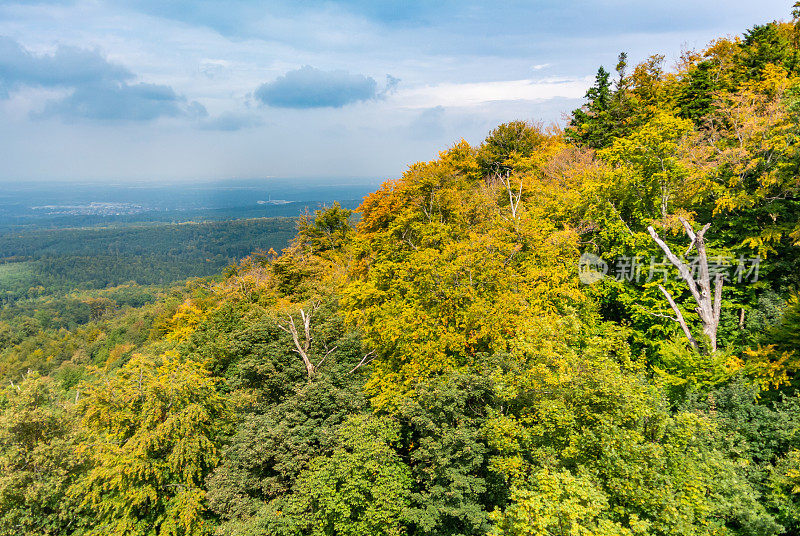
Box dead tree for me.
[647,218,723,353]
[277,303,336,380]
[496,171,523,219]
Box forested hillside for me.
[3,10,800,536]
[0,218,297,303]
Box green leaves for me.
[75,353,229,536]
[289,415,413,536]
[0,374,87,536]
[477,121,548,177]
[486,330,780,536]
[491,468,635,536]
[396,373,499,536]
[596,111,696,225]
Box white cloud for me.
[392,77,592,109]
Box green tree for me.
[0,374,87,536]
[490,469,633,536]
[75,353,229,536]
[488,326,778,536]
[566,66,616,149]
[296,202,354,255]
[287,415,413,536]
[476,121,547,177]
[396,372,501,536]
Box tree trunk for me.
[278,306,317,379]
[647,218,723,353]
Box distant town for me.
[31,202,145,216]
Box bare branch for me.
[647,225,702,304]
[316,345,338,369]
[498,171,523,219]
[658,285,700,351]
[278,309,316,380]
[349,350,377,374]
[680,217,697,243]
[712,275,723,351]
[648,219,723,353]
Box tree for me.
[595,111,698,225]
[343,147,585,406]
[767,295,800,354]
[0,373,87,536]
[692,64,800,255]
[647,218,724,353]
[296,202,354,255]
[287,415,413,536]
[490,469,632,536]
[477,121,547,177]
[566,66,615,149]
[75,353,229,536]
[488,327,778,536]
[277,302,339,380]
[396,373,500,536]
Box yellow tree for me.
[342,139,587,407]
[75,353,229,536]
[694,64,800,253]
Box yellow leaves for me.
[103,343,136,369]
[753,63,796,97]
[630,54,668,111]
[740,345,799,391]
[701,64,800,216]
[220,260,274,302]
[165,299,204,341]
[341,127,597,408]
[703,37,739,69]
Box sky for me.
[0,0,792,183]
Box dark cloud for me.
[198,111,264,131]
[0,37,206,122]
[0,36,132,92]
[37,81,207,122]
[255,65,379,109]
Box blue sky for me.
[0,0,792,182]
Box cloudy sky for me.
[0,0,791,182]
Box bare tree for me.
[277,303,336,380]
[497,171,523,219]
[647,218,723,353]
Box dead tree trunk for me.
[496,171,522,219]
[647,218,723,353]
[277,304,336,380]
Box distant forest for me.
[0,218,297,302]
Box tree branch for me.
[648,219,722,353]
[349,350,377,374]
[278,309,316,379]
[647,224,702,305]
[658,284,699,351]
